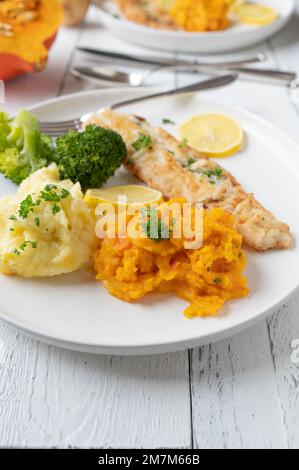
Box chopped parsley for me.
[179,137,188,148]
[18,195,41,219]
[202,167,223,184]
[162,118,175,125]
[11,185,70,225]
[40,185,70,203]
[213,277,222,285]
[187,158,196,167]
[13,240,38,256]
[141,207,171,243]
[52,204,61,215]
[132,134,152,151]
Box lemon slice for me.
[85,185,162,209]
[234,3,278,26]
[179,113,244,158]
[229,0,245,13]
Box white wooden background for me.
[1,3,299,449]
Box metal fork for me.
[39,74,237,137]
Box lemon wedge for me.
[233,3,278,26]
[179,113,244,158]
[85,185,162,209]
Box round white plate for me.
[0,88,298,355]
[96,0,295,53]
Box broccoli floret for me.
[53,125,127,191]
[0,110,53,185]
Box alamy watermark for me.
[95,198,204,249]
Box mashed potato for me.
[0,164,95,277]
[94,201,248,318]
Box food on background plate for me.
[116,0,231,31]
[179,113,244,158]
[115,0,278,32]
[169,0,231,32]
[231,2,279,26]
[87,109,292,251]
[116,0,179,30]
[93,200,249,318]
[0,164,95,278]
[0,0,62,81]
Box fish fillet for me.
[86,109,292,251]
[116,0,179,30]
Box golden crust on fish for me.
[116,0,178,29]
[86,109,292,251]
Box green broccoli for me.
[53,124,127,192]
[0,110,53,185]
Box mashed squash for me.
[94,201,248,318]
[169,0,231,32]
[0,164,95,277]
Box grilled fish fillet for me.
[86,109,292,251]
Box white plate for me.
[0,88,299,355]
[96,0,295,53]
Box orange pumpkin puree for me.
[94,201,249,318]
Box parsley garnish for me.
[11,185,70,226]
[40,185,70,203]
[202,167,223,184]
[52,204,61,215]
[132,134,152,151]
[162,118,175,125]
[213,277,222,285]
[18,195,41,219]
[141,207,171,243]
[13,240,38,256]
[187,158,196,167]
[179,137,188,148]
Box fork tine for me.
[40,124,78,135]
[41,128,76,137]
[40,125,76,132]
[39,119,77,128]
[39,117,81,136]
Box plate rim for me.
[1,87,299,355]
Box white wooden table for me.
[1,4,299,449]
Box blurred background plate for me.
[95,0,295,53]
